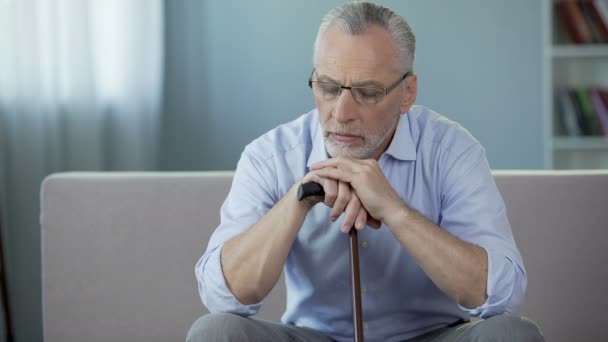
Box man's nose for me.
[333,89,358,123]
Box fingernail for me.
[329,215,336,222]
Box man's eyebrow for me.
[317,74,384,88]
[315,73,383,87]
[352,80,384,87]
[315,74,340,84]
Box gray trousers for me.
[186,312,545,342]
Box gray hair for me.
[313,2,416,73]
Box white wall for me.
[161,0,543,170]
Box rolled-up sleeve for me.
[438,144,527,318]
[196,244,263,315]
[460,248,527,317]
[195,147,277,315]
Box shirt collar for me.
[384,113,417,161]
[307,118,329,168]
[306,110,417,168]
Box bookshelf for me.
[543,0,608,169]
[554,136,608,149]
[552,44,608,58]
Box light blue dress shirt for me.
[195,105,527,342]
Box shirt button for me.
[362,286,368,294]
[360,240,368,249]
[364,322,369,331]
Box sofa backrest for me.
[40,171,608,342]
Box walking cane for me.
[298,182,364,342]
[0,206,14,342]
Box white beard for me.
[323,113,400,159]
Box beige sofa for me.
[40,171,608,342]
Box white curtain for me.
[0,1,164,340]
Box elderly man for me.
[187,2,544,341]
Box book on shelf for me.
[554,87,608,136]
[581,1,604,42]
[593,89,608,133]
[576,88,600,134]
[569,90,590,134]
[555,88,582,135]
[555,0,608,44]
[588,0,608,42]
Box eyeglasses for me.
[308,68,410,105]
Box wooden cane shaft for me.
[349,228,364,342]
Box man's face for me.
[313,24,417,160]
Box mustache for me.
[323,125,362,137]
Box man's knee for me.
[186,312,251,342]
[470,315,544,341]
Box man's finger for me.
[330,181,350,221]
[310,157,362,173]
[342,192,361,233]
[313,167,353,184]
[321,177,338,208]
[355,207,367,231]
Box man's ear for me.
[399,74,418,113]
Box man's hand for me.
[295,171,381,233]
[310,158,489,308]
[310,157,407,225]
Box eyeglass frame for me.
[308,68,411,105]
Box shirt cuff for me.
[196,244,264,316]
[458,247,526,318]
